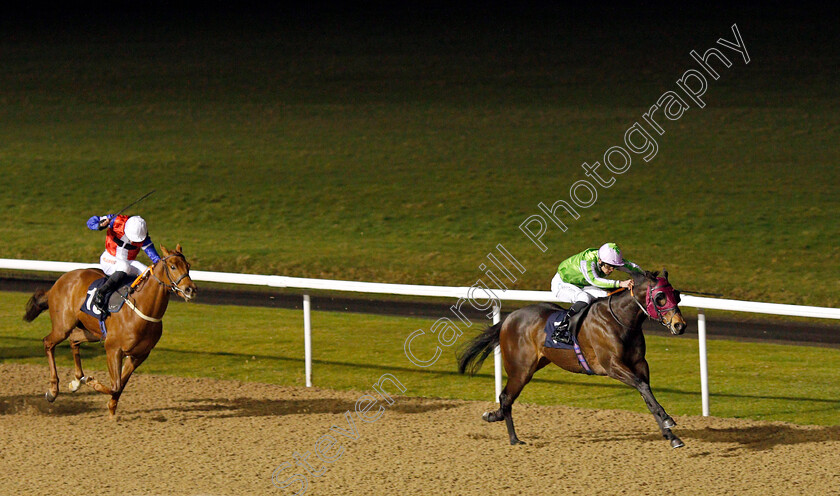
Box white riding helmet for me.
[598,242,623,267]
[124,216,148,243]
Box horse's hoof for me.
[483,411,502,423]
[68,376,86,392]
[510,439,526,445]
[45,391,56,403]
[670,438,685,449]
[663,417,676,429]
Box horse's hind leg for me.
[43,337,60,402]
[43,326,73,402]
[484,382,527,445]
[500,382,526,445]
[484,358,545,445]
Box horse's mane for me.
[630,270,659,286]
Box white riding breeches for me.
[100,251,148,277]
[551,273,609,304]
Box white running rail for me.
[2,258,839,416]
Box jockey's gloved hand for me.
[87,216,102,230]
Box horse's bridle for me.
[151,253,192,298]
[609,280,680,329]
[642,278,681,322]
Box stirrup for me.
[552,323,570,343]
[93,291,110,317]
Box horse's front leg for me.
[635,380,684,448]
[609,358,684,448]
[68,340,89,392]
[85,343,125,418]
[116,353,148,400]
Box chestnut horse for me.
[458,270,687,448]
[23,244,197,417]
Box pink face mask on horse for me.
[645,277,681,321]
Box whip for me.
[115,189,156,216]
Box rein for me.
[608,288,642,330]
[608,283,669,329]
[615,278,681,330]
[629,286,652,318]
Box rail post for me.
[697,309,709,416]
[303,294,312,388]
[493,306,502,403]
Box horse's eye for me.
[655,293,667,306]
[170,264,177,270]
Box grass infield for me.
[0,17,837,308]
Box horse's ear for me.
[160,245,170,256]
[662,268,669,280]
[176,243,182,253]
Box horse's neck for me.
[615,288,646,330]
[135,266,171,315]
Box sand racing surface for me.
[0,363,837,496]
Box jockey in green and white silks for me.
[549,243,643,343]
[552,243,643,303]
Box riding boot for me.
[552,301,588,343]
[94,271,127,317]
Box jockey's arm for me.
[581,260,620,289]
[623,260,644,274]
[140,237,162,264]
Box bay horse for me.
[23,244,197,417]
[458,269,687,448]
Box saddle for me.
[81,277,131,320]
[544,305,591,348]
[543,304,596,375]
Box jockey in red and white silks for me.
[87,214,161,314]
[88,214,161,276]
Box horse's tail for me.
[23,289,49,322]
[457,318,505,376]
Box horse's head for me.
[632,269,686,335]
[157,244,197,302]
